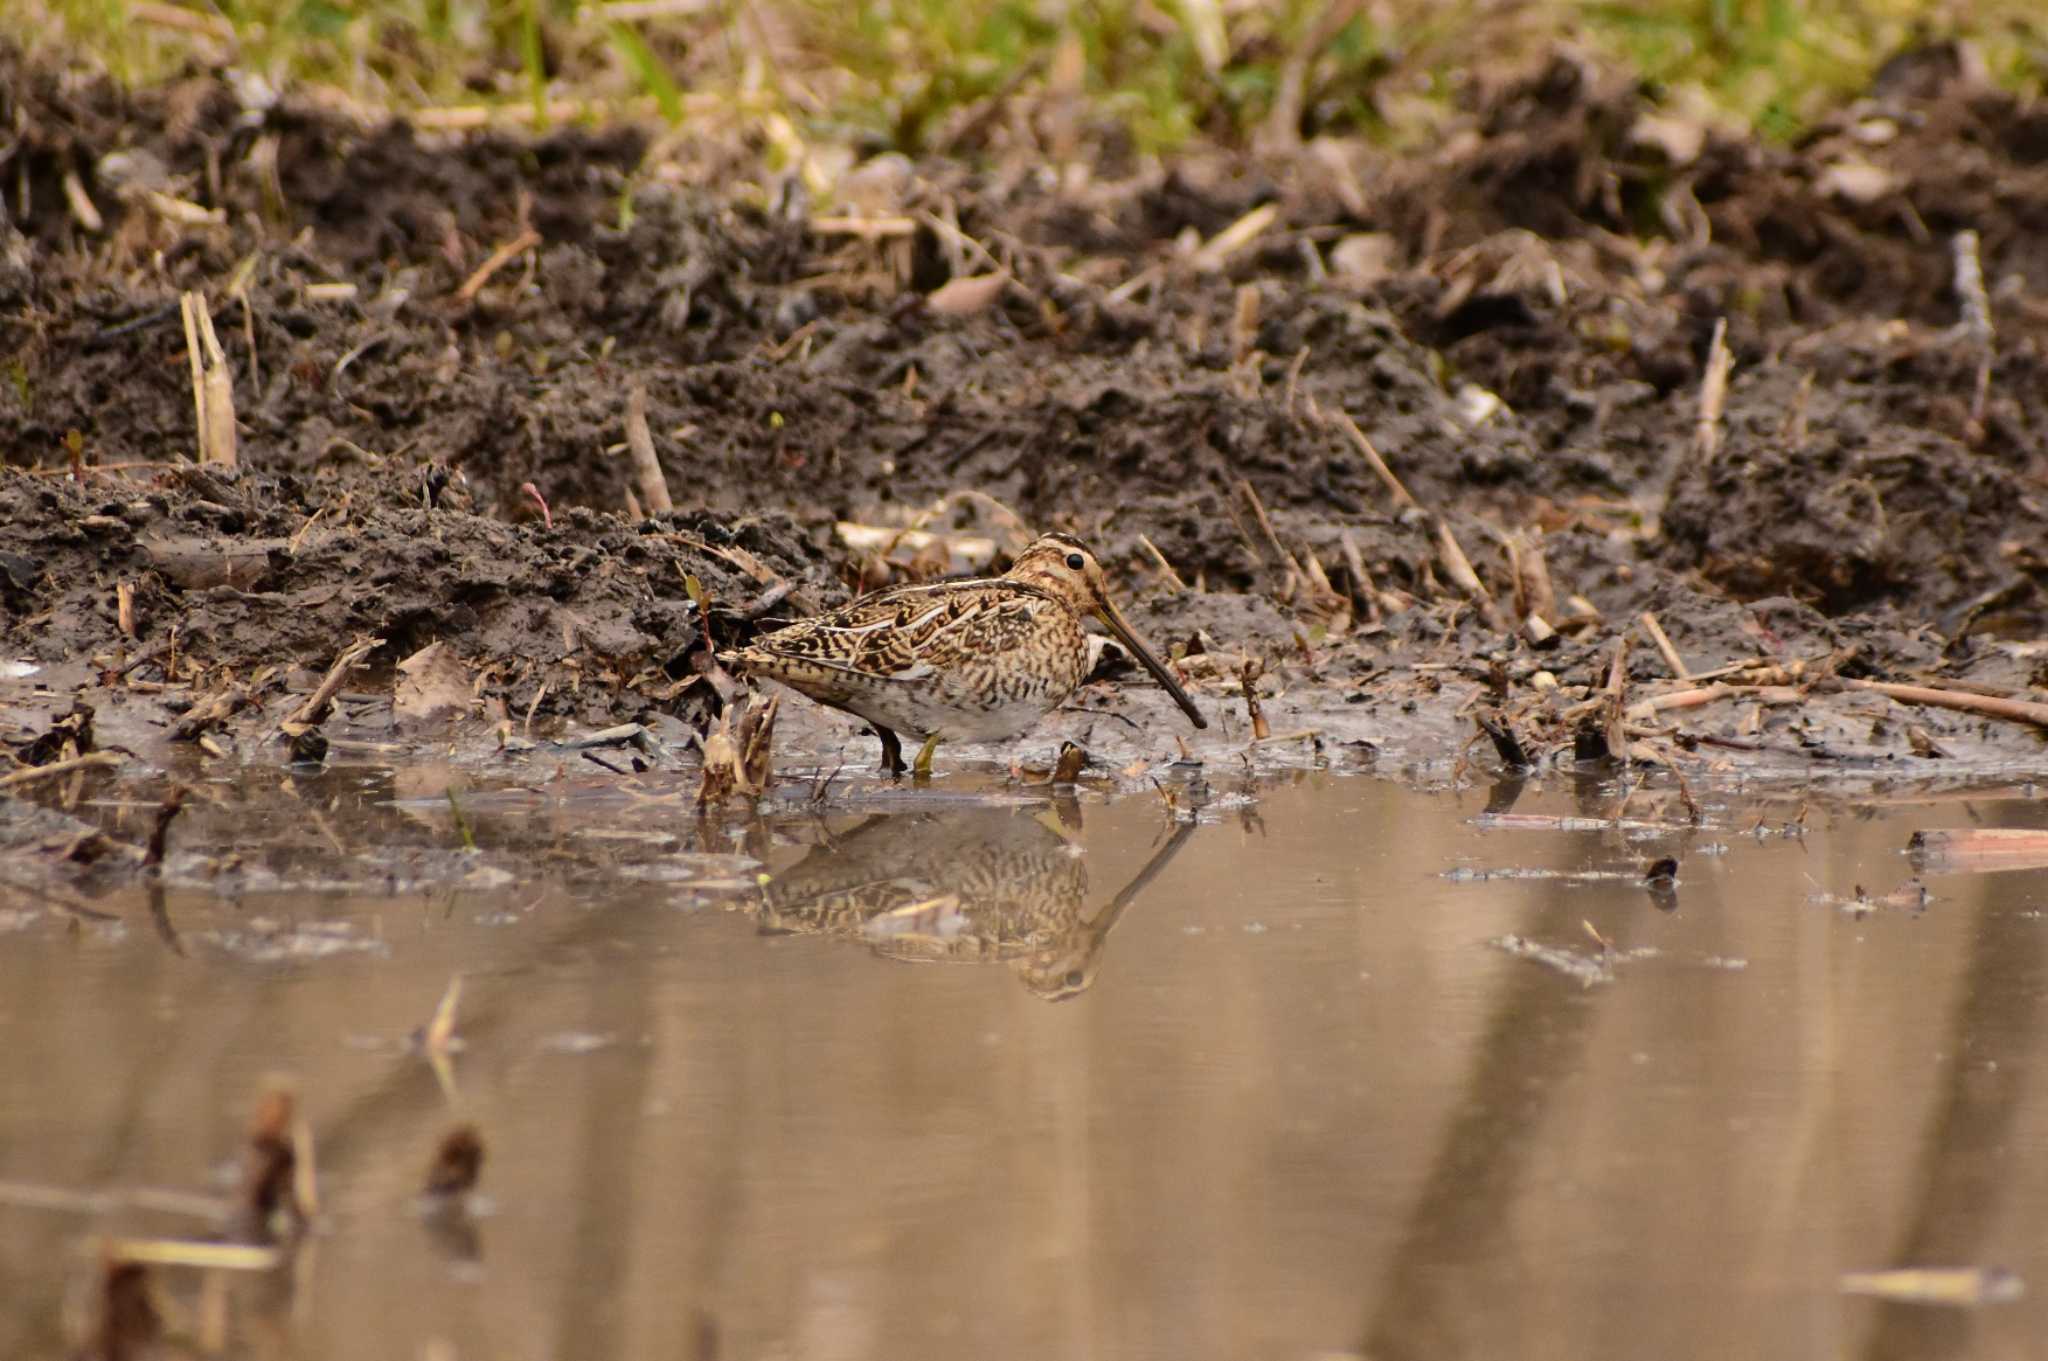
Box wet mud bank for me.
[4,43,2048,815]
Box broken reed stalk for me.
[1953,230,1995,440]
[1624,683,1805,721]
[624,384,674,515]
[1191,202,1277,272]
[1785,370,1815,452]
[1332,410,1421,511]
[1231,284,1260,364]
[178,292,237,468]
[144,786,186,867]
[1239,661,1269,741]
[1337,529,1382,625]
[1639,611,1691,680]
[0,749,124,789]
[1603,631,1631,761]
[1845,679,2048,731]
[1695,317,1731,463]
[282,635,382,733]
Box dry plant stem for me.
[1231,284,1260,364]
[1332,411,1421,511]
[1639,610,1690,680]
[1786,369,1814,451]
[1625,683,1805,721]
[1138,533,1187,591]
[1192,203,1277,271]
[1696,316,1731,462]
[179,293,238,467]
[62,168,102,231]
[144,786,186,867]
[624,385,674,514]
[1604,632,1631,760]
[284,636,382,731]
[1846,679,2048,730]
[455,228,541,303]
[809,215,918,238]
[1435,518,1508,630]
[0,750,123,789]
[1953,231,1995,438]
[1240,662,1269,741]
[1337,530,1381,625]
[1237,480,1303,579]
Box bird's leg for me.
[912,734,942,777]
[875,727,906,777]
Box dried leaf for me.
[395,642,472,721]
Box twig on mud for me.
[1639,611,1691,680]
[0,750,124,789]
[23,460,184,478]
[282,636,382,734]
[1237,479,1303,581]
[1625,683,1805,722]
[915,211,1020,291]
[623,384,675,515]
[810,215,917,239]
[1191,203,1278,272]
[1331,410,1421,512]
[1105,265,1161,305]
[179,292,237,468]
[1695,317,1732,462]
[1845,679,2048,731]
[1249,728,1321,747]
[454,227,541,303]
[1138,533,1187,592]
[1282,345,1311,417]
[172,685,249,742]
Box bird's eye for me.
[1064,553,1085,571]
[1065,970,1086,988]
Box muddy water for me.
[4,765,2048,1359]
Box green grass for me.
[9,0,2046,156]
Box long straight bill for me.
[1096,601,1206,729]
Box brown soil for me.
[4,43,2048,788]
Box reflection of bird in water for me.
[754,805,1194,1000]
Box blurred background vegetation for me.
[8,0,2045,151]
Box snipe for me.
[721,532,1206,775]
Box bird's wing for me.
[736,581,1051,685]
